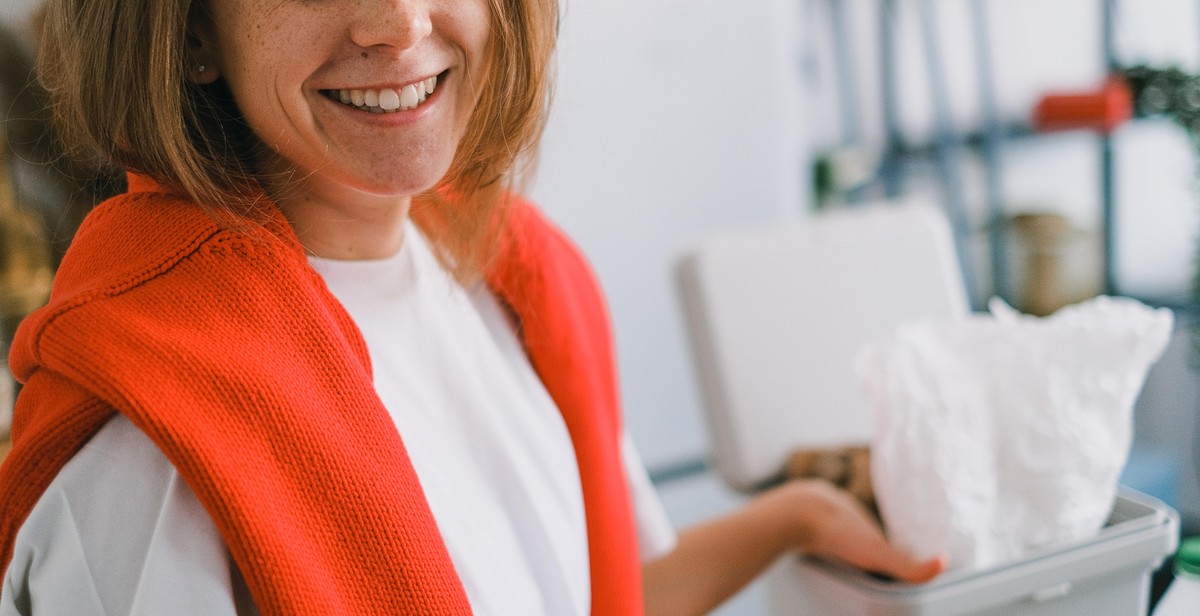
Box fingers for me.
[785,480,948,584]
[835,522,947,584]
[892,552,948,584]
[869,549,948,584]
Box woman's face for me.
[196,0,491,205]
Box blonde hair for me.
[37,0,558,279]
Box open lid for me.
[676,201,970,492]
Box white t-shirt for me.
[1,221,676,616]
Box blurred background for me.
[4,1,1200,613]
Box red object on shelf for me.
[1032,77,1133,133]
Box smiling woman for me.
[35,0,555,276]
[186,0,491,260]
[0,1,942,615]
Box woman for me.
[0,0,943,614]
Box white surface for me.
[2,222,677,615]
[1113,120,1200,299]
[528,0,807,469]
[676,201,969,491]
[1154,571,1200,615]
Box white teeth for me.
[331,77,439,113]
[378,88,401,111]
[400,84,419,110]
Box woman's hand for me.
[778,479,946,584]
[643,479,944,616]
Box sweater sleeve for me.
[621,432,679,562]
[0,415,247,616]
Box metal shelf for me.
[866,0,1134,307]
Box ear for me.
[185,9,221,84]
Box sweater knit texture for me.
[0,176,643,615]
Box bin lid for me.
[676,200,970,491]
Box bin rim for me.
[795,487,1180,600]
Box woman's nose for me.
[349,0,433,52]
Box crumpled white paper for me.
[856,296,1173,571]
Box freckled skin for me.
[193,0,490,258]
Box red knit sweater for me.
[0,176,643,615]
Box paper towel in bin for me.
[856,296,1173,571]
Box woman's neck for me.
[268,179,413,261]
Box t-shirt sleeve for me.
[620,431,678,561]
[0,416,244,616]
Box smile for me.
[321,73,440,114]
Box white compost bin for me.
[767,488,1176,616]
[676,201,1179,616]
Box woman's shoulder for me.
[54,185,304,303]
[10,184,323,380]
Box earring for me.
[198,64,207,73]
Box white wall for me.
[530,0,807,469]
